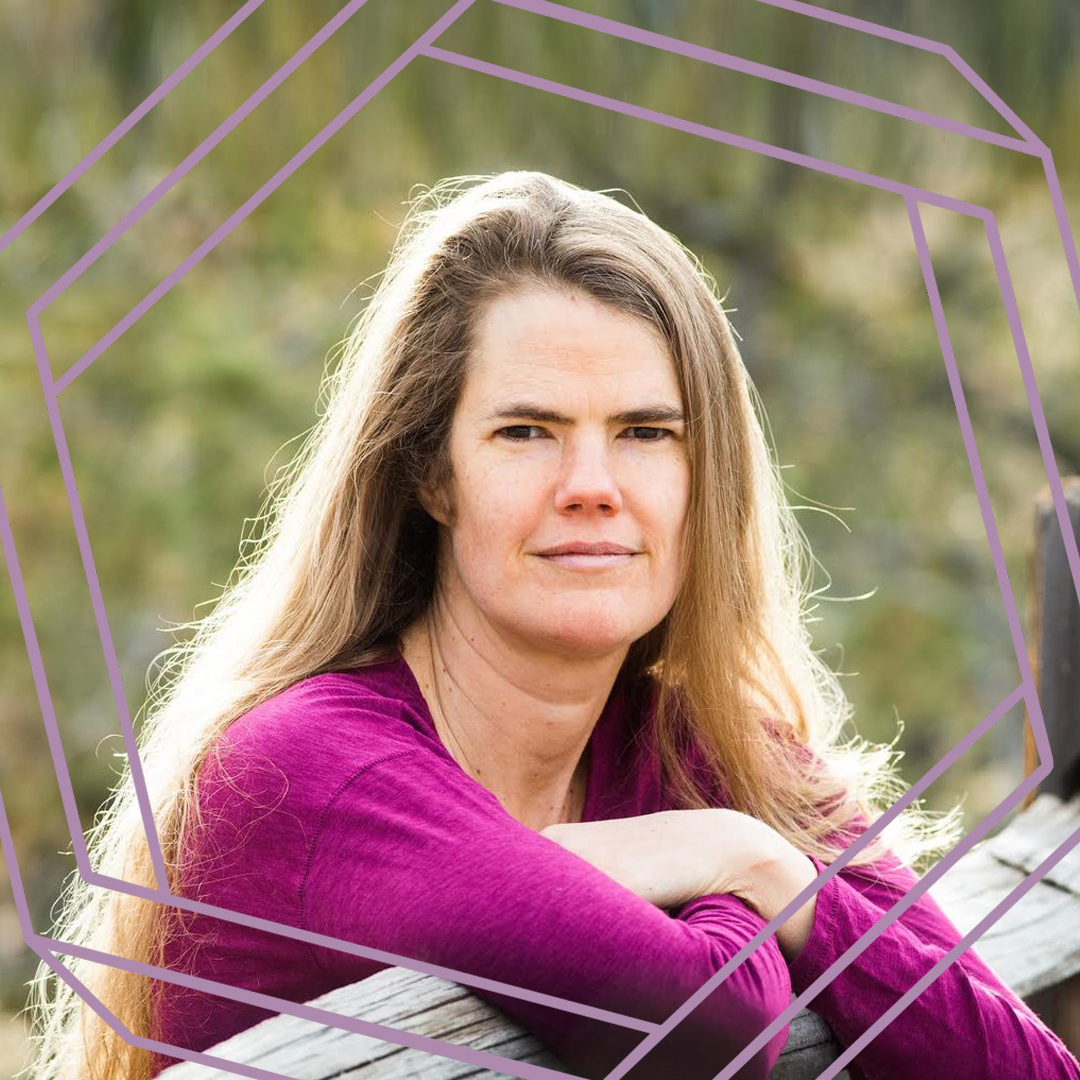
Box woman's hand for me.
[540,808,789,908]
[541,809,819,961]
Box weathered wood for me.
[932,795,1080,999]
[157,966,847,1080]
[160,794,1080,1080]
[159,966,564,1078]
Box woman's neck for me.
[398,603,626,831]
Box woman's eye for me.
[496,426,674,442]
[498,425,546,440]
[623,427,672,441]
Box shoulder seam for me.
[297,748,421,973]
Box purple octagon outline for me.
[0,0,1079,1077]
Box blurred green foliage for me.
[1,0,1078,1024]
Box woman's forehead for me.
[465,288,680,402]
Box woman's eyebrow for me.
[485,402,686,424]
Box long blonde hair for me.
[24,171,961,1080]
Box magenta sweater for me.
[150,653,1080,1079]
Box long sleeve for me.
[788,844,1080,1079]
[301,748,793,1080]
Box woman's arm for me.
[544,806,1080,1079]
[787,844,1080,1080]
[302,751,792,1080]
[541,808,820,960]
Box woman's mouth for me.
[535,552,637,570]
[533,541,640,570]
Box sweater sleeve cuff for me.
[786,854,841,994]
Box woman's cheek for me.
[487,458,551,518]
[456,462,541,570]
[640,460,689,526]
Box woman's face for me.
[424,285,691,661]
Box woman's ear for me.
[417,478,453,528]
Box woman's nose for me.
[553,436,623,515]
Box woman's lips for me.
[536,552,636,570]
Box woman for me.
[25,171,1080,1080]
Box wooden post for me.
[1022,491,1042,809]
[1023,476,1080,806]
[1020,476,1080,1055]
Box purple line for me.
[50,1,477,395]
[31,0,376,320]
[982,211,1080,617]
[753,0,1042,146]
[421,46,995,219]
[752,0,956,53]
[698,194,1067,1080]
[715,768,1048,1079]
[494,0,1036,156]
[34,941,582,1080]
[35,874,653,1030]
[2,443,162,881]
[24,315,169,890]
[0,599,650,1040]
[30,950,138,1050]
[907,199,1035,687]
[942,49,1043,148]
[30,947,337,1080]
[818,814,1080,1079]
[1043,158,1080,339]
[43,865,653,1029]
[753,0,1080,740]
[0,784,36,936]
[0,0,270,258]
[5,0,1078,1077]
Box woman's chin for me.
[516,612,653,659]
